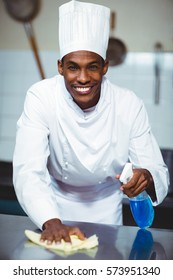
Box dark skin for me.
[58,50,109,109]
[41,218,86,244]
[116,168,156,201]
[40,50,156,244]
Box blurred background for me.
[0,0,173,228]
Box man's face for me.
[58,51,109,110]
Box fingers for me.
[40,231,59,244]
[121,169,149,197]
[127,179,147,197]
[69,227,86,240]
[40,225,86,244]
[40,229,70,244]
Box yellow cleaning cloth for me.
[25,230,98,252]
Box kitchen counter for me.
[0,214,173,260]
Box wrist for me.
[144,169,156,201]
[42,218,62,230]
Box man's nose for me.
[77,69,90,84]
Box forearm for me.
[13,163,61,229]
[143,169,157,202]
[145,165,169,205]
[129,138,169,205]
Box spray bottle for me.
[120,163,154,229]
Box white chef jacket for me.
[13,75,169,229]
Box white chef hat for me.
[59,0,110,59]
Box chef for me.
[13,0,169,244]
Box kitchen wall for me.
[107,52,173,149]
[0,50,58,161]
[0,0,173,161]
[1,0,173,52]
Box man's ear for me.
[57,59,63,75]
[103,60,109,75]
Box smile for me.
[75,87,91,93]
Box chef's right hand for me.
[40,218,86,244]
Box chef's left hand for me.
[116,168,156,200]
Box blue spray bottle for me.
[120,163,154,229]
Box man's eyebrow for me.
[64,59,103,66]
[67,60,100,64]
[65,61,79,65]
[88,60,100,64]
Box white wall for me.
[0,50,58,161]
[0,0,173,52]
[107,52,173,149]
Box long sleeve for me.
[128,100,169,205]
[13,83,61,229]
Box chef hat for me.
[59,0,110,59]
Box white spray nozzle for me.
[119,163,133,184]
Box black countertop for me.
[0,214,173,260]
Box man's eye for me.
[68,66,78,71]
[89,65,98,70]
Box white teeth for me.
[75,87,90,92]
